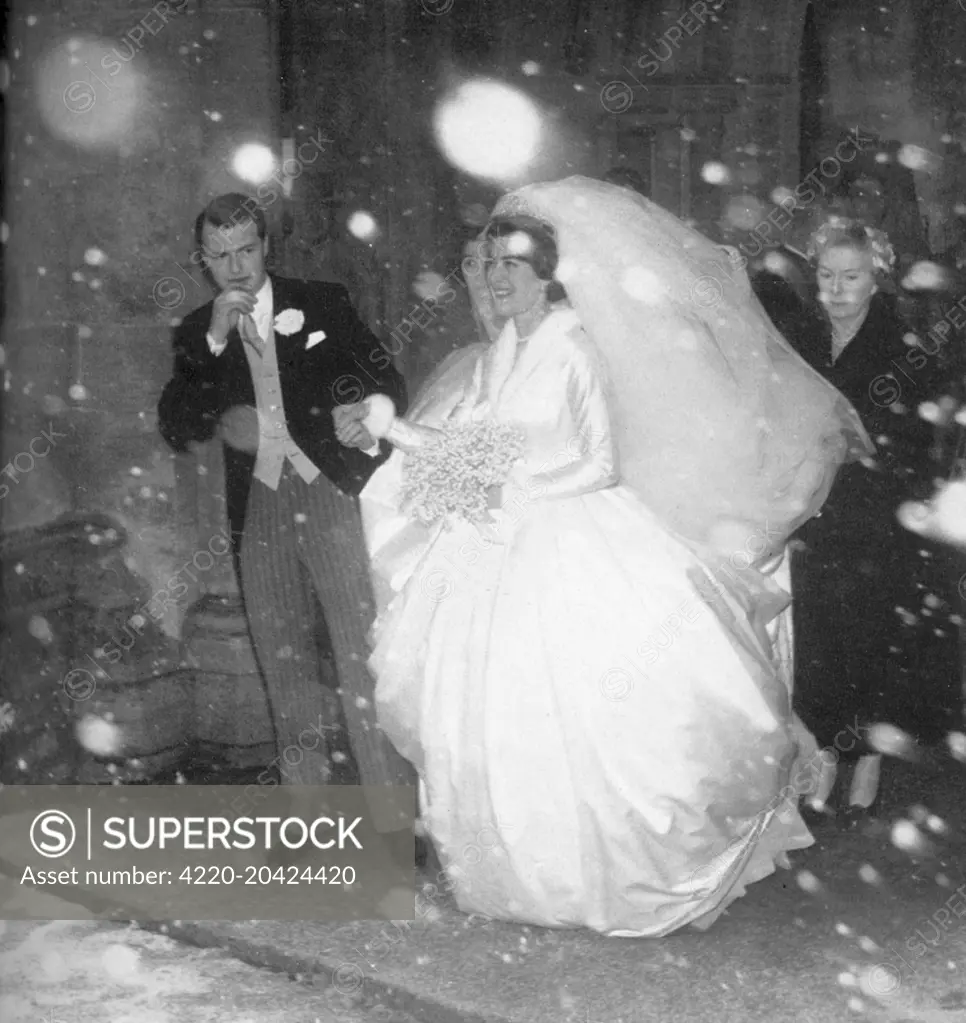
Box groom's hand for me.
[217,404,260,453]
[209,286,256,345]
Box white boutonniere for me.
[305,330,326,350]
[273,308,305,336]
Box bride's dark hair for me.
[484,215,567,302]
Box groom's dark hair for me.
[194,192,267,250]
[485,215,567,302]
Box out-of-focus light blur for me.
[36,36,143,149]
[901,260,952,292]
[231,143,277,185]
[722,194,766,232]
[700,161,731,186]
[433,79,543,183]
[347,210,380,242]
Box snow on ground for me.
[0,913,391,1023]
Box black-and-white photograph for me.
[2,1,966,1020]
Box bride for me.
[336,176,870,936]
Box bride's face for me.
[484,235,547,319]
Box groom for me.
[157,193,418,848]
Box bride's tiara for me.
[492,192,543,221]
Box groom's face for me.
[201,218,268,295]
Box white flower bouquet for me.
[401,420,525,526]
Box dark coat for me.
[788,292,961,748]
[157,275,407,543]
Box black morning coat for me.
[157,275,408,543]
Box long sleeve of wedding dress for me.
[384,417,440,453]
[511,342,619,502]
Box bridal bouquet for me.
[401,420,526,526]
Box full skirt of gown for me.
[362,316,823,937]
[368,476,816,937]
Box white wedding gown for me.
[361,308,817,937]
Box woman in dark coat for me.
[789,218,962,823]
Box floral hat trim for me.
[807,216,896,273]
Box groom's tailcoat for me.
[157,275,407,542]
[157,275,416,799]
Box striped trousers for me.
[238,462,417,813]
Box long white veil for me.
[489,176,871,563]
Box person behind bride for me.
[789,217,961,825]
[333,176,871,937]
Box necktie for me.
[238,313,263,356]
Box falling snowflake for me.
[891,819,929,855]
[901,261,948,291]
[76,715,123,757]
[948,732,966,761]
[347,211,379,241]
[762,251,794,278]
[897,144,939,173]
[796,870,822,893]
[700,161,731,185]
[894,606,918,627]
[858,864,882,885]
[918,401,942,423]
[866,723,915,759]
[27,615,54,644]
